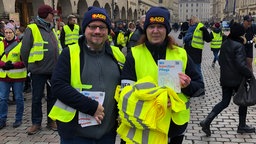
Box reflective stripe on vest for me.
[27,24,49,63]
[131,44,190,125]
[191,23,204,49]
[116,77,186,143]
[0,42,27,79]
[63,24,79,45]
[210,31,222,49]
[49,43,125,122]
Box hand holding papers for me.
[78,91,105,127]
[158,60,182,93]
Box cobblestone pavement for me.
[0,31,256,144]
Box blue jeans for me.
[0,81,24,123]
[31,74,55,125]
[212,49,220,63]
[60,130,117,144]
[194,63,203,82]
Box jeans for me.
[60,130,116,144]
[211,86,247,119]
[194,63,203,82]
[31,74,55,125]
[0,81,24,122]
[212,49,220,63]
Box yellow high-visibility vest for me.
[63,24,79,45]
[191,22,204,49]
[0,42,27,79]
[117,31,127,47]
[48,44,125,122]
[210,31,222,49]
[131,44,190,125]
[115,76,186,144]
[27,24,61,63]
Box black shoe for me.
[211,62,215,68]
[237,125,255,133]
[13,121,22,128]
[8,99,16,105]
[25,88,31,93]
[200,120,211,137]
[0,122,6,130]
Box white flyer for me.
[158,60,182,93]
[78,91,105,127]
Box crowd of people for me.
[0,3,256,144]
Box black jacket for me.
[126,26,144,53]
[185,26,211,64]
[219,38,253,87]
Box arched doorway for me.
[15,0,33,26]
[77,0,88,26]
[57,0,72,24]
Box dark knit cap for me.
[243,15,254,22]
[230,22,245,37]
[144,7,171,34]
[82,6,111,33]
[38,4,57,19]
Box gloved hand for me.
[2,61,14,70]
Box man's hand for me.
[93,104,105,124]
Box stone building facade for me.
[0,0,179,27]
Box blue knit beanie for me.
[82,6,111,33]
[144,7,171,34]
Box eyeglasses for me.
[5,32,13,34]
[87,25,107,31]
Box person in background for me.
[178,20,189,40]
[114,21,127,50]
[20,4,60,135]
[127,21,136,39]
[183,16,211,83]
[242,15,255,71]
[9,20,16,28]
[16,26,26,41]
[0,22,5,41]
[49,6,125,143]
[209,22,226,68]
[57,22,65,39]
[0,23,26,129]
[16,26,31,93]
[108,22,116,45]
[200,22,255,137]
[126,15,146,53]
[120,7,204,144]
[60,14,81,48]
